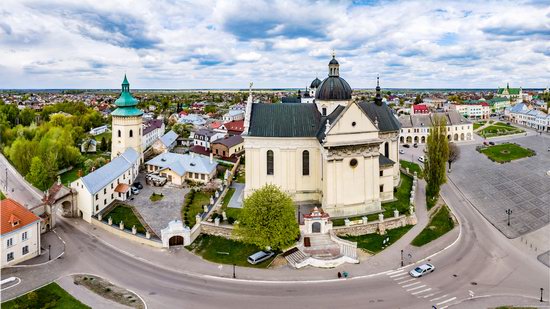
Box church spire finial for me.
[375,75,383,106]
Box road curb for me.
[5,229,66,269]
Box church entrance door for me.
[312,222,321,233]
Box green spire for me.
[122,74,129,85]
[112,74,142,117]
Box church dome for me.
[310,77,322,89]
[315,76,352,101]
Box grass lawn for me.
[479,122,523,138]
[473,121,485,130]
[103,204,146,234]
[93,131,111,142]
[222,188,235,208]
[187,190,212,227]
[332,173,413,226]
[150,192,164,202]
[411,205,454,247]
[342,225,414,254]
[59,166,82,185]
[186,234,275,268]
[1,282,90,309]
[400,160,423,178]
[480,143,535,163]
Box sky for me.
[0,0,549,89]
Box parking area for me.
[126,173,189,236]
[448,134,550,238]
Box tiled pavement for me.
[449,134,550,238]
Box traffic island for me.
[411,205,455,247]
[478,143,535,163]
[1,282,89,309]
[73,274,145,309]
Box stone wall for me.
[333,214,417,237]
[200,221,235,239]
[91,218,163,248]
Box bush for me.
[184,220,190,226]
[227,217,235,225]
[211,213,219,220]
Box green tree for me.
[26,156,55,191]
[6,137,37,175]
[172,122,193,138]
[19,108,36,126]
[204,105,217,114]
[100,136,107,151]
[424,115,449,208]
[233,185,299,250]
[414,94,423,104]
[0,103,20,126]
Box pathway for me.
[228,182,244,209]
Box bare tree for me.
[448,142,460,171]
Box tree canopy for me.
[233,185,299,251]
[424,115,449,208]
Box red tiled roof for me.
[413,104,429,111]
[1,199,41,235]
[114,183,130,193]
[223,120,244,132]
[209,121,223,129]
[480,102,489,107]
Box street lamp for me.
[48,244,51,260]
[505,209,513,226]
[233,264,236,279]
[541,288,544,302]
[401,249,404,267]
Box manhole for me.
[471,282,478,285]
[453,274,458,277]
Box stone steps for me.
[283,248,308,267]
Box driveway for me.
[127,173,189,236]
[228,183,244,208]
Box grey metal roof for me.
[315,76,352,101]
[160,130,178,147]
[248,103,321,137]
[212,135,244,148]
[143,119,163,135]
[398,110,471,128]
[316,105,345,141]
[357,101,401,132]
[379,155,395,167]
[146,153,217,177]
[80,148,139,195]
[310,77,322,88]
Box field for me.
[480,143,535,163]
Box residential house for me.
[505,103,550,132]
[145,152,218,185]
[178,114,206,126]
[1,199,41,268]
[412,104,429,114]
[211,135,244,158]
[142,119,165,150]
[152,130,178,153]
[398,110,473,144]
[190,129,225,150]
[89,125,108,136]
[222,110,245,122]
[219,120,245,136]
[450,102,490,120]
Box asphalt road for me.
[0,153,43,208]
[2,175,548,309]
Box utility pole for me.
[541,288,544,302]
[401,249,404,267]
[233,264,236,279]
[505,209,512,226]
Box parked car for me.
[547,147,550,152]
[133,182,143,189]
[483,141,489,146]
[489,141,495,146]
[247,251,274,265]
[409,263,435,278]
[131,187,140,195]
[418,156,425,163]
[399,149,405,154]
[413,143,418,148]
[403,144,410,148]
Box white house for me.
[222,110,245,122]
[152,130,178,153]
[1,199,41,268]
[89,125,108,136]
[142,119,165,150]
[190,129,225,150]
[450,102,490,120]
[71,148,140,223]
[398,110,473,144]
[178,114,206,126]
[145,152,218,185]
[505,103,550,132]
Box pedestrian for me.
[337,272,342,279]
[343,271,349,278]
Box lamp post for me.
[48,244,51,260]
[541,288,544,302]
[505,209,513,226]
[233,264,236,279]
[401,249,404,267]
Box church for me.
[243,55,401,218]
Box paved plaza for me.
[128,174,189,236]
[449,134,550,238]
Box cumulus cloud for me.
[0,0,548,88]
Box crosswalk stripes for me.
[386,271,457,306]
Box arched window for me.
[302,150,310,176]
[129,130,133,138]
[118,130,121,138]
[384,143,389,158]
[266,150,274,175]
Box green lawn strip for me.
[185,234,274,268]
[480,143,535,163]
[1,282,90,309]
[103,204,146,234]
[411,205,454,247]
[400,160,423,178]
[342,225,413,254]
[59,166,82,185]
[224,207,242,221]
[150,192,164,202]
[222,188,235,208]
[333,173,412,226]
[93,131,111,142]
[473,121,485,130]
[188,190,212,227]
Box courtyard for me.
[449,134,550,238]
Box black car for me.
[489,141,495,146]
[133,182,143,189]
[403,144,410,148]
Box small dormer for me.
[9,214,21,227]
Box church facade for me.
[243,56,401,218]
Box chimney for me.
[209,153,213,164]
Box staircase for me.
[283,247,308,268]
[303,235,341,259]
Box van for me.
[247,251,274,265]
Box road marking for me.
[392,274,409,280]
[402,281,422,288]
[430,294,448,301]
[406,285,426,291]
[397,278,416,284]
[389,271,406,278]
[387,269,405,275]
[436,297,457,306]
[0,277,21,291]
[411,288,431,295]
[422,293,436,298]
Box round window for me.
[350,158,358,168]
[352,121,356,127]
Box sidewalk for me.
[18,230,65,266]
[56,276,130,309]
[59,178,459,281]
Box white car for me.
[409,263,435,277]
[131,187,140,195]
[418,156,425,163]
[399,149,405,154]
